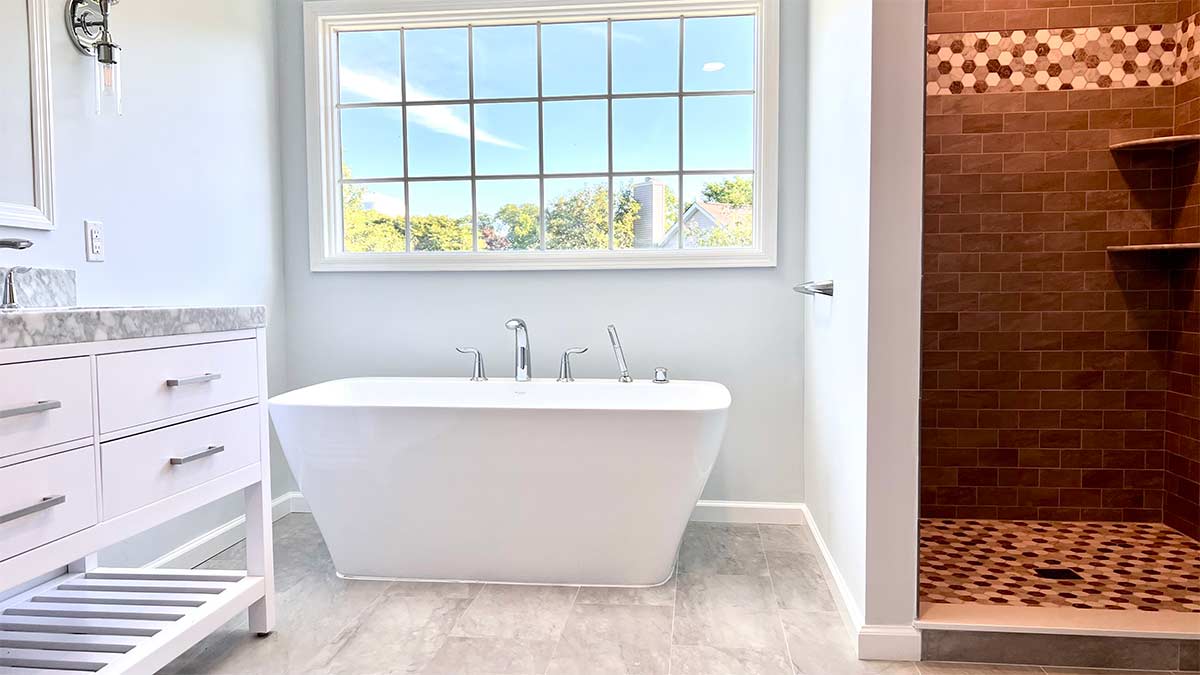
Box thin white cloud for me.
[363,190,406,217]
[339,68,522,149]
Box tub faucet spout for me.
[505,318,532,381]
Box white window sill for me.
[310,248,776,272]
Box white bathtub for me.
[268,377,731,586]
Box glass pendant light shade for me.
[94,41,122,116]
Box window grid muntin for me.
[334,13,756,255]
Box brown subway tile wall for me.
[928,1,1179,33]
[923,2,1200,536]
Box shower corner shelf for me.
[1108,134,1200,151]
[1106,242,1200,253]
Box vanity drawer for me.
[0,447,99,562]
[100,405,260,518]
[97,339,258,433]
[0,357,93,459]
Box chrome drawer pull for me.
[165,373,222,387]
[0,400,63,420]
[0,495,66,525]
[170,445,224,466]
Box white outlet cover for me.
[85,220,105,262]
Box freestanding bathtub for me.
[268,377,731,586]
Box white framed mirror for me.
[0,0,55,230]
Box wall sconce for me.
[66,0,122,116]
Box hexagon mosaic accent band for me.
[927,14,1200,95]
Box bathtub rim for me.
[268,376,732,413]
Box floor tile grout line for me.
[441,579,485,644]
[758,523,799,675]
[541,585,582,675]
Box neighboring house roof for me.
[659,200,752,248]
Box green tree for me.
[547,184,614,250]
[342,166,406,253]
[480,203,539,250]
[410,214,472,251]
[687,217,752,248]
[701,176,753,208]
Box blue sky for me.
[337,15,754,218]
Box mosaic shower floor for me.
[920,519,1200,613]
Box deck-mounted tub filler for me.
[269,377,731,586]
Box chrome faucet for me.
[455,347,488,381]
[505,318,532,382]
[557,347,588,382]
[606,325,633,383]
[0,239,33,250]
[0,240,33,311]
[1,267,30,310]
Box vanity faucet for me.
[505,318,532,382]
[0,240,33,311]
[606,325,633,383]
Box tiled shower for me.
[920,0,1199,626]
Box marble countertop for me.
[0,305,266,350]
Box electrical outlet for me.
[84,220,105,262]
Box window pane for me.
[682,174,753,248]
[612,19,679,94]
[473,25,537,99]
[339,31,402,103]
[474,102,539,176]
[405,28,469,101]
[545,177,610,250]
[406,104,471,177]
[612,97,678,172]
[477,179,540,251]
[614,175,679,250]
[340,108,404,179]
[543,100,608,174]
[683,16,754,92]
[409,181,472,251]
[343,182,406,253]
[542,22,607,96]
[683,95,753,170]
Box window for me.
[305,0,779,271]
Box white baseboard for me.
[289,493,311,513]
[858,624,923,661]
[798,504,865,631]
[798,504,922,662]
[690,500,807,524]
[145,492,304,570]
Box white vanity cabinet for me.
[0,327,274,675]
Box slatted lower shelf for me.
[0,568,264,674]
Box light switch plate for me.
[84,220,105,262]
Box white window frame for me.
[304,0,779,272]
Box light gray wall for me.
[274,0,807,503]
[0,0,294,567]
[803,0,871,621]
[803,0,924,639]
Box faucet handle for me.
[1,266,32,310]
[455,347,487,382]
[653,367,670,384]
[557,347,588,383]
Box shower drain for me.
[1034,567,1084,581]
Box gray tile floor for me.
[158,515,1175,675]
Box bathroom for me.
[0,1,1193,675]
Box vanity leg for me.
[67,554,98,573]
[244,481,275,636]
